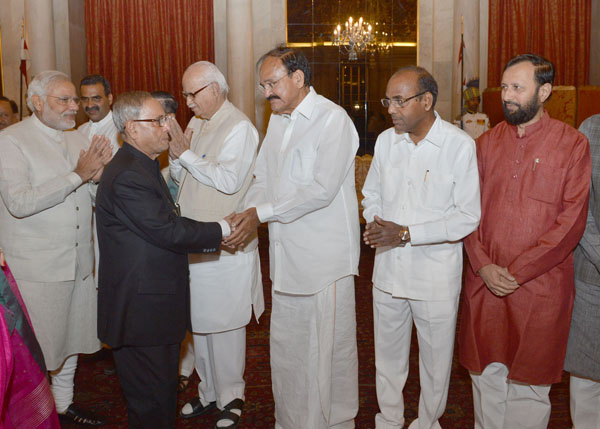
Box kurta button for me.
[76,206,79,211]
[76,225,80,229]
[516,160,521,164]
[512,175,517,179]
[75,243,78,247]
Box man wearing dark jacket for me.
[95,91,230,428]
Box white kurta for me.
[362,114,481,301]
[79,111,120,287]
[78,110,121,154]
[170,101,263,332]
[245,87,361,295]
[0,115,101,370]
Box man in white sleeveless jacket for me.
[168,61,264,429]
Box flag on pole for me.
[20,37,29,86]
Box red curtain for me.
[488,0,591,87]
[85,0,214,127]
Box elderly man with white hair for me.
[168,61,263,428]
[0,70,111,425]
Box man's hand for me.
[224,208,260,247]
[167,116,193,159]
[220,212,238,251]
[74,135,112,183]
[478,264,520,296]
[363,215,407,248]
[0,248,5,267]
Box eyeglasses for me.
[258,74,289,92]
[80,95,104,103]
[132,115,169,127]
[182,83,212,99]
[381,91,428,108]
[46,95,80,105]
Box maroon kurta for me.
[459,112,591,384]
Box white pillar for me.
[25,0,56,77]
[452,0,480,118]
[226,0,255,122]
[418,0,454,121]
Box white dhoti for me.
[570,374,600,429]
[372,287,458,429]
[188,248,263,409]
[470,362,551,429]
[271,275,358,429]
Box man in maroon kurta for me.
[460,54,591,429]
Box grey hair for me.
[185,61,229,95]
[112,91,154,134]
[27,70,70,111]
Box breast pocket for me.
[528,162,565,204]
[381,166,403,202]
[424,173,454,210]
[289,147,317,185]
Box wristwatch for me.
[399,226,410,244]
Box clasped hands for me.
[74,135,113,183]
[221,208,261,248]
[478,264,520,297]
[363,215,410,248]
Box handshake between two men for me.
[221,208,261,249]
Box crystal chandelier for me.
[333,17,374,61]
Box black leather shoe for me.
[58,404,105,426]
[180,397,216,419]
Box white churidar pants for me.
[470,362,551,429]
[184,249,260,409]
[193,327,246,409]
[50,354,78,413]
[372,287,458,429]
[570,374,600,429]
[271,275,358,429]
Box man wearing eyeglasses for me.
[228,47,360,429]
[362,66,480,429]
[95,91,230,428]
[0,70,112,425]
[165,61,263,428]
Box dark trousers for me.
[113,343,180,429]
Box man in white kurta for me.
[362,67,480,429]
[168,61,263,427]
[229,47,360,429]
[0,71,111,425]
[78,74,120,288]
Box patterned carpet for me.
[63,226,572,428]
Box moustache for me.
[267,95,281,101]
[85,106,99,113]
[62,110,78,117]
[503,101,520,108]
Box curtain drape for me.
[488,0,591,87]
[85,0,214,128]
